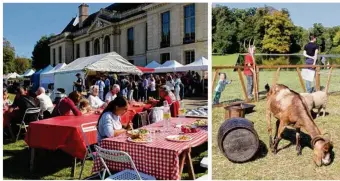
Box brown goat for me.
[266,84,332,166]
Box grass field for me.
[3,94,207,180]
[212,56,340,179]
[212,54,239,66]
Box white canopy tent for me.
[4,72,20,79]
[54,52,143,94]
[154,60,184,73]
[21,69,35,77]
[176,56,208,71]
[145,60,161,69]
[40,63,67,89]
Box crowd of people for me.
[77,71,206,102]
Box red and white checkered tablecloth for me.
[92,117,208,180]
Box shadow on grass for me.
[3,147,75,180]
[280,128,312,151]
[182,142,208,180]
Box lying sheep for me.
[300,91,328,117]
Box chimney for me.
[78,3,89,28]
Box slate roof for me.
[60,3,150,34]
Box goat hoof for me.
[297,152,302,156]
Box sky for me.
[214,3,340,29]
[4,3,340,58]
[3,3,111,58]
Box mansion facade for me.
[49,3,208,66]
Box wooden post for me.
[256,67,260,101]
[271,68,281,86]
[237,68,249,102]
[315,66,321,91]
[325,67,333,93]
[212,69,219,92]
[296,67,306,92]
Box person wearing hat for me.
[74,73,83,92]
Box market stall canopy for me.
[137,66,155,73]
[31,65,54,92]
[21,69,35,77]
[40,63,67,89]
[154,60,183,73]
[145,61,161,69]
[4,72,20,79]
[56,52,142,75]
[54,52,142,94]
[176,56,208,71]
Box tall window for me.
[94,39,100,55]
[184,4,195,44]
[185,50,195,64]
[127,27,134,56]
[53,48,56,66]
[160,53,170,64]
[58,46,62,63]
[76,44,80,58]
[161,11,170,48]
[104,36,110,53]
[86,41,90,56]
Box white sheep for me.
[300,91,328,117]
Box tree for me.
[13,57,32,74]
[3,38,15,74]
[262,10,294,53]
[330,30,340,54]
[32,35,53,70]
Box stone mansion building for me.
[49,3,208,66]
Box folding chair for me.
[132,111,149,129]
[16,107,40,141]
[148,107,164,124]
[94,145,156,180]
[79,122,101,180]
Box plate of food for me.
[192,119,208,127]
[166,135,193,142]
[127,129,149,139]
[127,137,152,143]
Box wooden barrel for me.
[224,106,245,119]
[218,117,259,163]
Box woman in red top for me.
[155,85,179,117]
[51,91,82,117]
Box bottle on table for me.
[163,101,171,131]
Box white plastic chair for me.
[200,157,208,168]
[79,122,100,180]
[16,107,40,141]
[148,107,164,123]
[94,145,156,180]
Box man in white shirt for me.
[36,87,54,118]
[95,77,105,101]
[105,84,120,103]
[88,85,107,109]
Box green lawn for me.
[3,94,207,180]
[212,54,239,66]
[212,58,340,179]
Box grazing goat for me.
[300,91,328,117]
[266,84,332,166]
